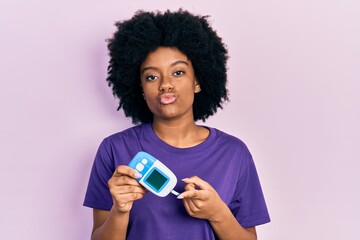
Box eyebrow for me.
[141,60,189,74]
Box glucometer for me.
[128,151,179,197]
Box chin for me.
[154,110,181,120]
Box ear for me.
[194,78,201,93]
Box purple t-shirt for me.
[84,123,270,239]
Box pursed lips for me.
[158,93,177,104]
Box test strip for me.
[171,190,180,196]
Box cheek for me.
[179,87,196,104]
[143,89,156,100]
[142,84,157,98]
[143,90,158,109]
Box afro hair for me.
[106,9,229,124]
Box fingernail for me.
[177,194,184,199]
[134,172,142,178]
[182,178,189,181]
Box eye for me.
[173,70,185,76]
[145,75,158,81]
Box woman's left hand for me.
[178,176,227,222]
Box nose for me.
[159,76,174,92]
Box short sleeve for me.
[229,155,271,228]
[83,140,114,211]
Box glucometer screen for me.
[145,168,168,191]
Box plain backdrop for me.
[1,0,359,239]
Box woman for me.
[84,9,270,240]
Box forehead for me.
[141,47,191,68]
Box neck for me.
[152,118,209,148]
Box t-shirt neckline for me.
[143,123,217,154]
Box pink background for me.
[1,0,359,239]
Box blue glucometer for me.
[128,151,178,197]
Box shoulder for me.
[208,127,254,168]
[211,127,249,151]
[98,124,149,154]
[103,124,147,144]
[92,124,151,166]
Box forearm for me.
[209,205,257,240]
[91,207,129,240]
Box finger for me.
[183,198,191,212]
[182,198,198,216]
[182,176,211,190]
[110,175,141,187]
[184,196,202,209]
[178,189,204,200]
[184,183,196,191]
[115,185,147,195]
[114,191,146,204]
[113,165,142,178]
[183,195,207,218]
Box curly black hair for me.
[106,9,229,124]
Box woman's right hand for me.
[108,165,147,214]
